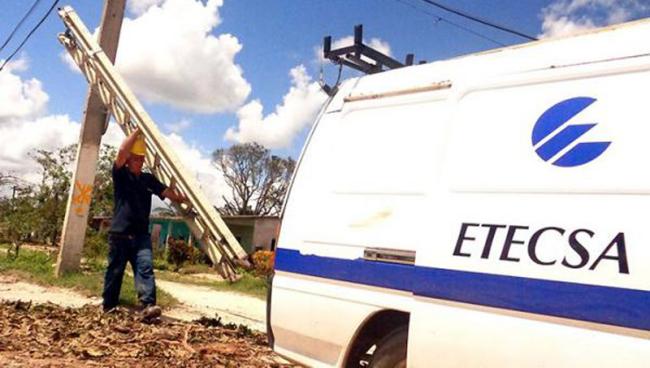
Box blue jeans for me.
[102,233,156,310]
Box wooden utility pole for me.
[55,0,126,276]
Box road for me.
[157,279,267,331]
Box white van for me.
[268,19,650,368]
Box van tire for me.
[370,327,408,368]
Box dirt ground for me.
[0,275,297,367]
[0,300,296,367]
[0,274,266,331]
[157,280,266,331]
[0,275,101,308]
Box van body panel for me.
[272,19,650,367]
[271,271,413,366]
[408,297,649,368]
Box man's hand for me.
[162,187,188,204]
[115,128,142,168]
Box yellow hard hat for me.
[130,134,146,156]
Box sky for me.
[1,0,649,205]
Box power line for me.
[392,0,506,47]
[439,17,507,47]
[0,0,43,54]
[0,0,60,72]
[418,0,538,41]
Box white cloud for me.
[0,56,63,183]
[0,55,127,184]
[0,115,80,182]
[59,50,80,73]
[128,0,165,15]
[0,53,229,208]
[115,0,251,113]
[103,121,128,147]
[225,65,327,149]
[164,133,229,206]
[164,118,192,133]
[0,57,48,123]
[0,116,128,185]
[540,0,650,38]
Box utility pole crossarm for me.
[57,6,248,278]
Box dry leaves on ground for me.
[0,300,297,367]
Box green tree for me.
[212,142,295,216]
[0,173,35,254]
[30,145,76,246]
[89,145,117,219]
[0,185,39,256]
[0,144,117,248]
[83,145,117,260]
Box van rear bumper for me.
[266,272,275,348]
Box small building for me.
[149,215,280,254]
[221,215,280,253]
[149,216,192,250]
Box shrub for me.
[153,258,170,271]
[152,239,166,261]
[188,245,210,265]
[178,263,211,275]
[251,250,274,277]
[84,228,109,260]
[166,237,191,271]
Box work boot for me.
[142,304,162,320]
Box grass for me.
[218,272,268,299]
[0,243,268,304]
[157,269,268,300]
[0,244,178,308]
[151,254,268,300]
[177,263,212,275]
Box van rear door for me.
[409,51,650,368]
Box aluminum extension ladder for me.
[57,6,249,279]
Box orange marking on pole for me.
[72,181,93,215]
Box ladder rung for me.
[119,110,130,127]
[152,153,160,172]
[183,202,193,213]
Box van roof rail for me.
[323,24,418,75]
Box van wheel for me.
[369,327,408,368]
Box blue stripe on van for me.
[274,247,413,291]
[275,248,650,331]
[413,267,650,331]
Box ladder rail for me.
[57,6,249,276]
[60,35,233,270]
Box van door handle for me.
[364,248,416,265]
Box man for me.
[103,128,187,318]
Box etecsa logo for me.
[531,97,611,167]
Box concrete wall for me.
[226,224,255,253]
[222,216,280,253]
[252,217,280,251]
